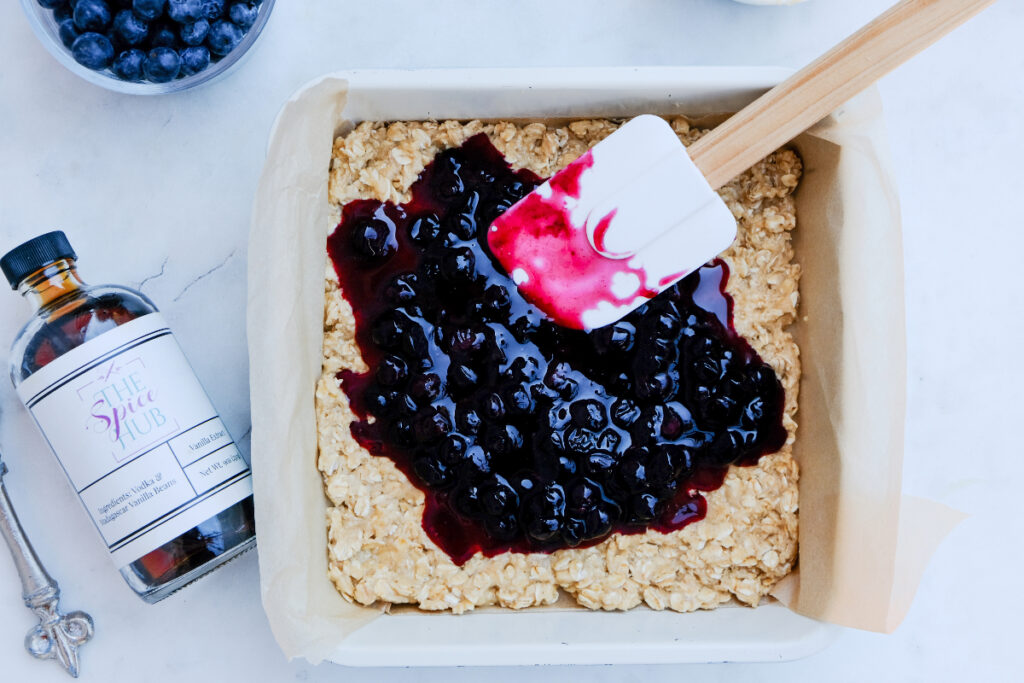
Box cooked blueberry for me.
[132,0,165,21]
[178,45,209,75]
[507,356,541,382]
[460,445,492,477]
[111,47,145,79]
[636,370,677,401]
[618,452,648,492]
[413,407,451,443]
[452,483,482,518]
[610,397,641,427]
[480,392,505,420]
[740,396,766,428]
[628,492,659,523]
[73,0,112,32]
[437,434,468,465]
[375,355,408,387]
[569,399,606,431]
[481,480,517,516]
[200,0,224,19]
[383,272,419,305]
[167,0,203,22]
[409,373,442,403]
[399,322,431,364]
[484,514,518,541]
[567,478,600,508]
[408,214,441,244]
[505,384,534,414]
[561,516,586,546]
[501,179,527,199]
[71,32,115,69]
[564,427,597,455]
[350,219,395,260]
[446,191,480,239]
[435,155,465,198]
[447,327,486,357]
[447,363,479,394]
[484,424,522,455]
[206,18,242,55]
[583,506,614,539]
[441,247,476,282]
[660,402,694,439]
[555,454,576,477]
[584,451,617,478]
[596,429,621,453]
[523,485,565,542]
[543,362,578,400]
[593,320,635,353]
[370,312,404,349]
[483,284,511,315]
[390,418,415,447]
[455,405,481,434]
[228,1,258,28]
[649,311,681,338]
[180,18,209,45]
[414,454,451,487]
[58,18,80,48]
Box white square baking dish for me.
[248,67,906,665]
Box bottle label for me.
[16,313,252,568]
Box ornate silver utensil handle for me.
[0,457,94,678]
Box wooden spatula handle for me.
[688,0,997,190]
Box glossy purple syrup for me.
[327,133,786,565]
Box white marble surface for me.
[0,0,1020,680]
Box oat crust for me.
[317,118,801,613]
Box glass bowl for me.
[19,0,275,94]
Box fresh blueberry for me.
[70,32,114,69]
[111,47,145,80]
[228,2,258,29]
[57,18,80,48]
[206,19,242,56]
[53,3,74,23]
[200,0,225,19]
[166,0,204,23]
[143,46,181,82]
[178,45,209,75]
[179,18,209,45]
[73,0,112,32]
[131,0,165,21]
[149,22,178,47]
[37,0,65,9]
[111,9,148,45]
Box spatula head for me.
[487,115,737,330]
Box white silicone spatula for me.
[488,0,998,330]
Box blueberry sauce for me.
[327,133,786,565]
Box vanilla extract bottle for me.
[2,232,255,603]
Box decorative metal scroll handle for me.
[0,456,94,677]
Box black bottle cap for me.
[0,231,78,290]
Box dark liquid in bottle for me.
[20,292,255,591]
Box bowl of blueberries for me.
[21,0,274,93]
